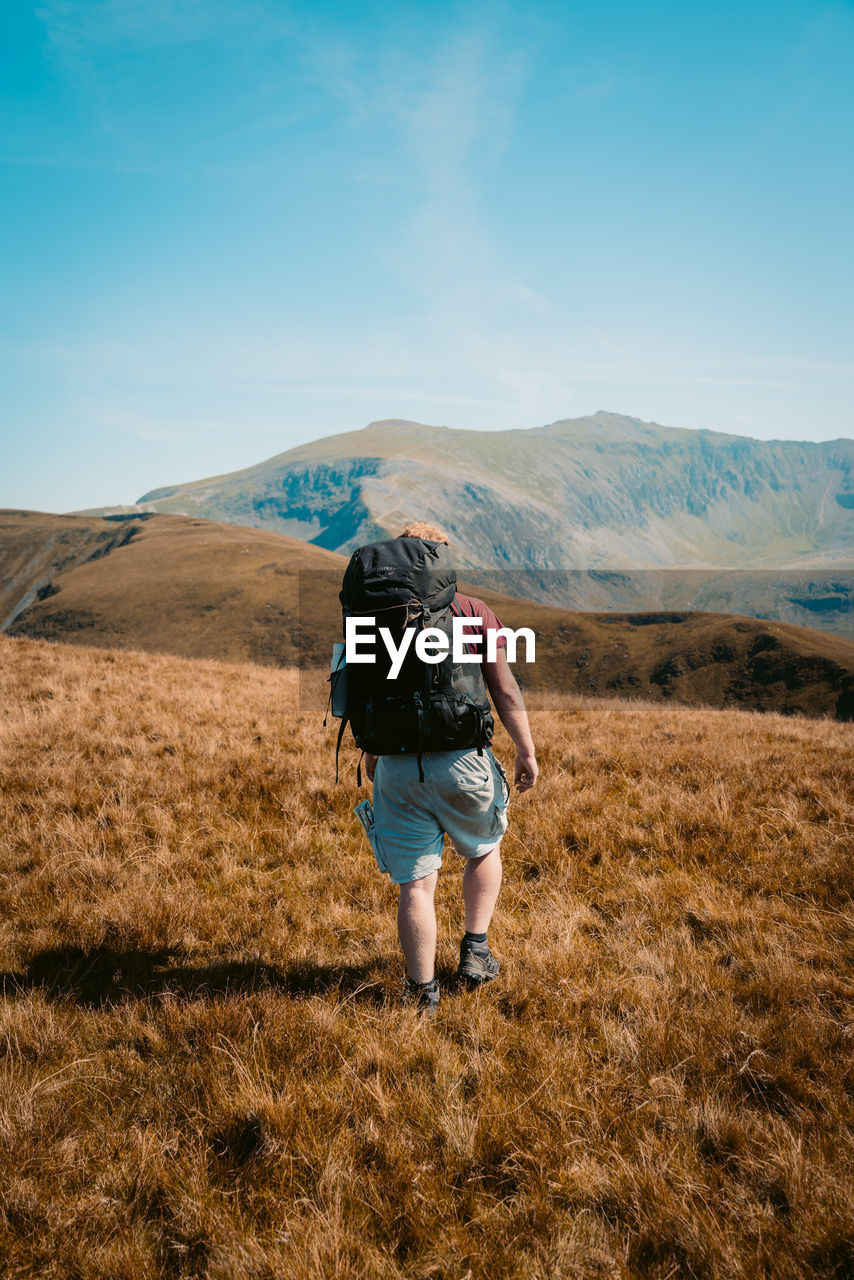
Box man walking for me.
[345,522,538,1015]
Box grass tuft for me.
[0,635,852,1278]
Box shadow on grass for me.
[0,947,391,1008]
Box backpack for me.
[331,537,494,783]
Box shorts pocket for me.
[355,799,390,875]
[450,753,493,796]
[487,755,511,837]
[368,827,390,875]
[364,811,390,874]
[491,754,511,806]
[489,798,509,838]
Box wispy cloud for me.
[288,8,552,347]
[378,21,539,323]
[595,334,627,355]
[30,0,546,327]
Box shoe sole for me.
[457,965,499,987]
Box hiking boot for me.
[401,975,440,1016]
[457,938,500,987]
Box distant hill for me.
[77,411,854,637]
[4,510,853,719]
[1,510,344,668]
[0,509,145,632]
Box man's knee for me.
[400,869,438,896]
[465,842,502,869]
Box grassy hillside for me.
[5,511,854,719]
[2,510,346,667]
[0,510,147,632]
[1,635,852,1278]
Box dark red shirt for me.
[452,593,507,657]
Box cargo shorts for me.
[363,747,511,885]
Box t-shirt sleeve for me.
[454,594,507,653]
[479,601,507,650]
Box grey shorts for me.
[365,747,511,885]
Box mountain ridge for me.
[72,411,854,631]
[135,411,854,497]
[82,411,852,568]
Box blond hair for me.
[398,522,450,544]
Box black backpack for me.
[333,537,494,782]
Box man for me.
[363,522,538,1015]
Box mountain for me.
[78,411,854,636]
[4,510,853,719]
[87,411,854,568]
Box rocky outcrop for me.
[77,412,854,636]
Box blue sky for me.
[2,0,853,512]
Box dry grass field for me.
[0,634,852,1279]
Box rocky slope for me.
[80,412,854,634]
[89,412,853,568]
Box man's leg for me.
[462,841,503,933]
[397,869,439,983]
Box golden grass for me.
[0,634,852,1279]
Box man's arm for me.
[484,649,538,792]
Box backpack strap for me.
[474,703,485,756]
[415,696,426,783]
[334,714,349,784]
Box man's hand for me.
[514,750,538,792]
[365,753,379,783]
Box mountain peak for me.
[77,413,852,584]
[363,418,441,431]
